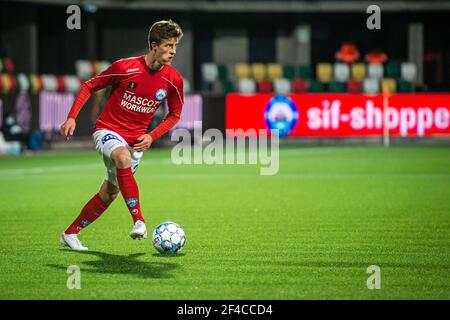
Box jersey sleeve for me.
[67,61,123,119]
[148,75,184,141]
[85,60,124,92]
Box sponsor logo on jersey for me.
[101,133,121,144]
[126,198,139,208]
[127,81,137,92]
[155,88,167,100]
[264,96,299,137]
[127,68,140,73]
[120,92,163,113]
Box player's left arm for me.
[133,76,184,152]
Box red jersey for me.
[68,56,184,145]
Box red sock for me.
[116,167,145,223]
[65,193,109,234]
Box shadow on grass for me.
[152,252,186,258]
[47,250,180,279]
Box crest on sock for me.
[126,198,139,208]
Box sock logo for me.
[131,209,139,215]
[101,133,121,144]
[126,198,138,208]
[81,219,91,228]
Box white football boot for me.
[130,220,148,240]
[60,233,88,251]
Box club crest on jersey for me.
[126,198,139,208]
[101,134,121,144]
[155,88,167,100]
[127,81,137,92]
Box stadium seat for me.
[2,58,13,74]
[381,78,397,94]
[55,76,66,92]
[363,78,380,94]
[183,77,191,93]
[385,62,400,78]
[316,63,332,83]
[16,73,30,93]
[201,62,219,83]
[41,74,58,92]
[333,62,350,83]
[0,74,16,94]
[367,63,383,79]
[273,78,291,95]
[298,65,313,79]
[329,81,346,93]
[267,63,283,81]
[64,75,82,93]
[257,80,273,93]
[0,57,14,74]
[347,80,362,93]
[335,42,360,64]
[237,78,256,94]
[29,74,42,93]
[283,65,296,80]
[308,79,326,92]
[218,64,229,82]
[351,63,366,81]
[93,61,110,75]
[0,132,21,156]
[75,60,93,81]
[251,63,267,81]
[400,62,417,82]
[365,50,388,64]
[397,80,414,92]
[222,79,235,94]
[291,79,308,93]
[235,63,250,80]
[0,74,6,93]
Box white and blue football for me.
[152,221,186,254]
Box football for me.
[152,221,186,254]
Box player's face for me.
[153,37,178,66]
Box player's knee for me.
[113,152,131,168]
[109,192,119,202]
[100,190,118,204]
[107,192,119,203]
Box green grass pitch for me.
[0,145,449,299]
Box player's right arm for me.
[60,61,123,141]
[60,117,76,141]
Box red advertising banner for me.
[226,93,450,137]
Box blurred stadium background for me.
[0,0,450,152]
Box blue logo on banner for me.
[264,96,299,137]
[126,198,138,208]
[101,134,120,144]
[155,88,167,100]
